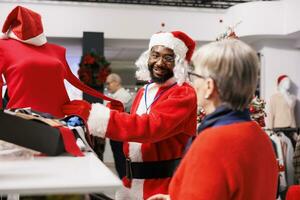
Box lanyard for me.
[144,82,177,111]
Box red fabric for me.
[105,82,197,199]
[169,122,278,200]
[58,126,83,157]
[286,185,300,200]
[277,74,288,85]
[62,100,92,122]
[171,31,195,61]
[0,39,121,118]
[106,101,124,112]
[0,40,69,117]
[2,6,43,40]
[0,74,3,108]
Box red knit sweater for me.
[169,121,278,200]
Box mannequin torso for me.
[267,76,296,128]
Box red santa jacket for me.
[169,121,278,200]
[88,78,197,200]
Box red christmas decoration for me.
[249,96,266,127]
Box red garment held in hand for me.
[62,100,91,122]
[106,101,124,112]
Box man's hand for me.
[62,100,91,122]
[106,101,124,112]
[147,194,170,200]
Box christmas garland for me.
[78,51,111,87]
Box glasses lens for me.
[163,55,175,63]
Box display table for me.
[0,152,122,195]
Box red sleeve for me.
[0,47,4,109]
[169,132,231,200]
[0,76,3,109]
[106,85,197,143]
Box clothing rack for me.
[264,127,300,134]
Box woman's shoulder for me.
[197,121,260,143]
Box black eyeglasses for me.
[149,53,175,63]
[187,72,206,82]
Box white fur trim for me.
[8,31,47,46]
[131,179,144,199]
[149,32,188,60]
[129,142,143,162]
[115,186,131,200]
[0,33,8,39]
[115,180,144,200]
[87,103,110,138]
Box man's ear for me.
[204,78,215,99]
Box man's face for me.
[148,45,175,84]
[106,78,118,94]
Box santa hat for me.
[1,6,47,46]
[277,74,288,85]
[135,31,196,85]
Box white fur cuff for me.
[87,103,110,138]
[8,31,47,46]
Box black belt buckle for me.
[125,158,133,179]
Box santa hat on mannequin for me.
[135,31,196,85]
[277,74,288,86]
[1,6,47,46]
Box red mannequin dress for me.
[0,6,121,118]
[0,39,70,117]
[0,39,120,118]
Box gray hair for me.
[192,39,259,110]
[107,73,122,84]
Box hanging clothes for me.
[293,134,300,184]
[279,133,295,186]
[271,134,288,192]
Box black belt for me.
[125,158,181,179]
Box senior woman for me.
[148,39,278,200]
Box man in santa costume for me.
[63,31,197,199]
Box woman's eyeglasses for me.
[187,72,206,82]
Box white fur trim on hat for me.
[149,32,188,60]
[87,103,110,138]
[7,30,47,46]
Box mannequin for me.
[267,75,297,188]
[0,6,121,118]
[267,75,296,129]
